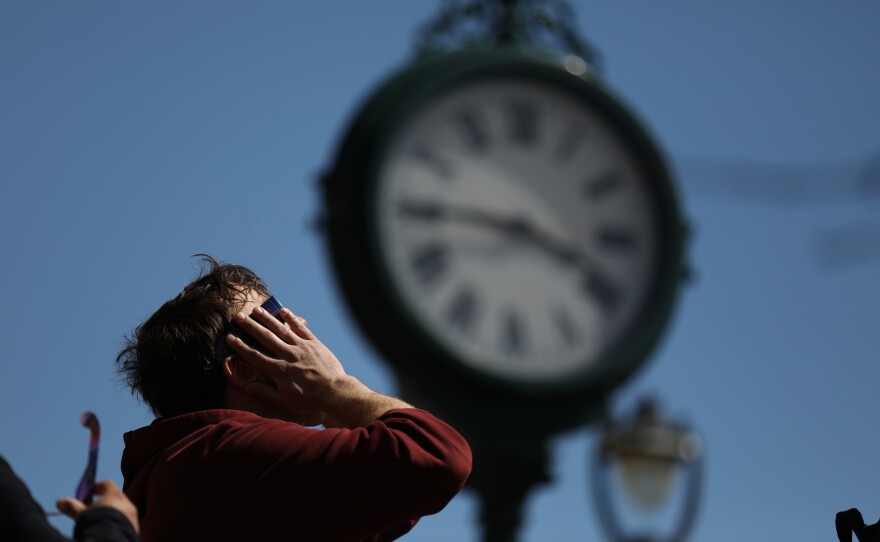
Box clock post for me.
[399,370,612,541]
[467,437,550,542]
[320,1,688,540]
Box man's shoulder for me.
[124,410,305,463]
[125,409,261,441]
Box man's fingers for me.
[233,310,299,355]
[249,305,312,342]
[249,306,301,345]
[280,308,315,340]
[224,336,284,377]
[56,497,86,519]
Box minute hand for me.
[398,200,583,267]
[399,199,621,311]
[494,215,622,311]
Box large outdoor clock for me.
[322,48,687,426]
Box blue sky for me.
[1,2,879,540]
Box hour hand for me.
[398,199,620,311]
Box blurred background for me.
[1,2,878,540]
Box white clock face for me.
[374,76,661,382]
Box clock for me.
[322,48,686,416]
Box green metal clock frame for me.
[321,47,688,436]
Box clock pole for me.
[400,377,611,542]
[468,438,550,542]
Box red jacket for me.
[121,408,472,542]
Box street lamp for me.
[591,399,704,542]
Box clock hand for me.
[397,200,446,221]
[399,199,620,311]
[509,217,579,266]
[397,199,520,232]
[515,223,621,311]
[398,199,581,265]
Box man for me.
[1,455,139,542]
[116,256,472,542]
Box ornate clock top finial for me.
[415,0,602,69]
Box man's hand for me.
[56,480,140,534]
[224,306,413,428]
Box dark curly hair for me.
[116,255,269,418]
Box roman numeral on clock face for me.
[552,308,580,348]
[501,310,527,357]
[583,270,621,313]
[555,123,588,162]
[451,108,490,152]
[585,171,623,199]
[596,226,638,253]
[410,242,449,286]
[505,99,539,145]
[446,286,479,333]
[409,144,455,179]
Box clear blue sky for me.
[1,2,879,540]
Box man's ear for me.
[223,356,264,390]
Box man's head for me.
[116,255,269,418]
